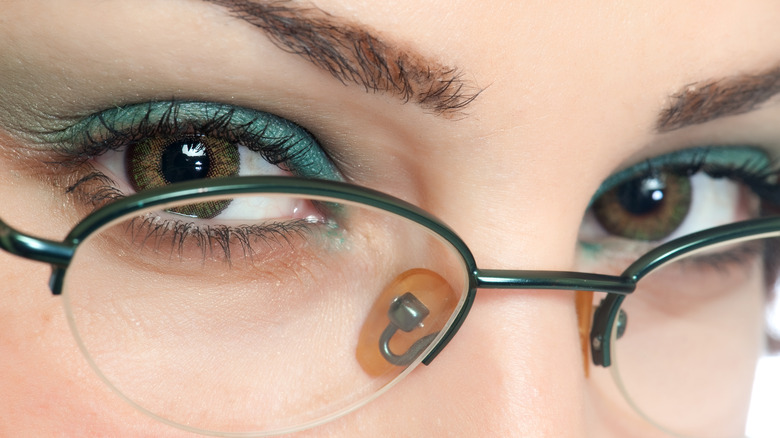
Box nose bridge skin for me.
[422,284,594,437]
[421,268,635,369]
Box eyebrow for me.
[202,0,481,116]
[657,65,780,132]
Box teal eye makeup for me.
[40,101,342,218]
[27,101,348,262]
[45,100,342,181]
[588,146,771,207]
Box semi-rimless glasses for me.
[1,176,777,438]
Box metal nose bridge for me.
[474,269,636,294]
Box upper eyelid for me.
[37,101,282,147]
[36,100,344,181]
[588,146,772,207]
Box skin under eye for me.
[579,146,774,265]
[52,101,342,221]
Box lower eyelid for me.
[577,239,654,274]
[217,196,322,222]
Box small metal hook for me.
[379,292,439,366]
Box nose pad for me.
[575,291,594,377]
[357,269,458,376]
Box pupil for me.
[616,176,666,215]
[160,139,211,184]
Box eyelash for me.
[38,101,341,262]
[33,99,780,269]
[581,146,780,273]
[675,153,779,203]
[58,101,315,169]
[123,215,317,264]
[591,146,780,208]
[45,101,337,205]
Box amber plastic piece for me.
[356,269,458,376]
[575,290,594,377]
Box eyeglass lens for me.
[581,235,780,438]
[60,192,470,435]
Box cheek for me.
[0,263,201,438]
[0,255,99,435]
[0,168,197,437]
[0,169,88,431]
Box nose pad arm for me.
[590,296,628,368]
[356,268,458,376]
[379,292,439,366]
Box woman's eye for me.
[590,171,692,242]
[131,136,240,188]
[60,101,342,221]
[578,146,774,267]
[125,136,241,218]
[101,134,294,219]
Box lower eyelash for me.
[60,165,320,264]
[123,215,316,264]
[682,239,765,271]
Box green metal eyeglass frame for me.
[1,175,778,376]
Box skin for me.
[1,0,779,436]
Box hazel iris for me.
[592,172,691,241]
[128,136,240,218]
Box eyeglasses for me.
[1,175,777,437]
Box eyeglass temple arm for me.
[0,219,74,267]
[0,219,74,295]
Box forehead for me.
[5,1,780,132]
[313,1,780,106]
[198,0,780,167]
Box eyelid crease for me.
[588,146,772,207]
[34,100,343,181]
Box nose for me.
[437,288,590,436]
[343,286,591,437]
